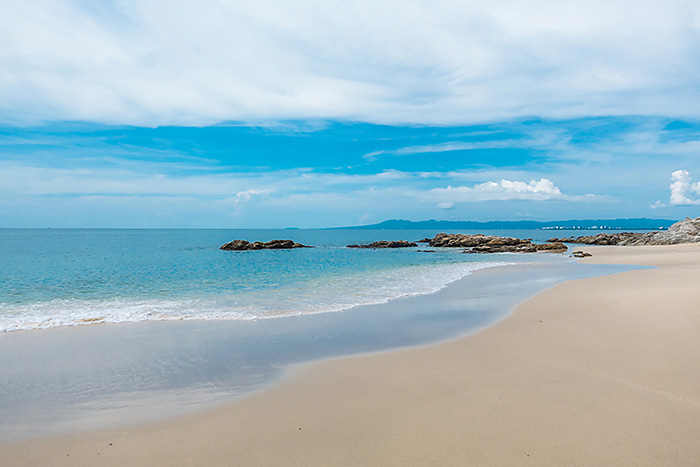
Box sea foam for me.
[0,260,510,332]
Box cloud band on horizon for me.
[1,1,699,127]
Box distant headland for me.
[330,218,677,231]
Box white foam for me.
[0,261,513,332]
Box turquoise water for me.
[0,228,561,332]
[0,228,639,440]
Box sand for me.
[2,244,700,466]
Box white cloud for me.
[668,169,700,205]
[0,163,401,202]
[232,189,270,205]
[420,178,596,205]
[1,1,700,126]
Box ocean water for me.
[0,228,568,332]
[0,228,638,440]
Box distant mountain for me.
[332,218,677,231]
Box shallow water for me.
[0,228,552,331]
[0,257,637,441]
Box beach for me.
[2,244,700,466]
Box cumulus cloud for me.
[1,1,700,126]
[232,189,270,205]
[423,178,582,205]
[669,170,700,205]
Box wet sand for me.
[2,244,700,466]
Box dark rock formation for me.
[220,239,311,250]
[548,217,700,246]
[425,233,567,254]
[463,242,567,254]
[429,233,528,248]
[533,241,568,252]
[347,240,418,249]
[465,244,537,254]
[572,251,593,258]
[547,232,642,246]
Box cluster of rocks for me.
[347,240,418,249]
[548,232,644,246]
[422,233,567,254]
[548,217,700,246]
[218,218,700,254]
[220,239,311,251]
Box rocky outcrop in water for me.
[465,242,567,254]
[547,232,640,246]
[347,240,418,249]
[424,233,567,253]
[428,233,528,248]
[533,241,568,252]
[220,239,311,250]
[548,217,700,246]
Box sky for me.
[1,1,700,228]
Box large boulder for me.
[534,241,567,252]
[220,239,311,250]
[347,240,418,248]
[428,233,530,248]
[654,216,700,244]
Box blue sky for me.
[1,1,700,228]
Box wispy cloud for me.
[361,125,577,164]
[0,162,413,200]
[362,141,514,161]
[1,1,699,126]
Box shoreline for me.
[0,255,626,442]
[3,244,700,465]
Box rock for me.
[429,233,530,248]
[426,233,565,254]
[417,249,436,253]
[655,216,700,244]
[347,240,418,249]
[548,217,700,246]
[572,251,593,258]
[547,232,643,246]
[464,244,537,253]
[533,241,567,252]
[220,239,311,250]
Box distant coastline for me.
[330,218,676,231]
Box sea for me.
[0,228,638,441]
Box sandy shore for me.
[3,244,700,466]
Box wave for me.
[0,260,515,332]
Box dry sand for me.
[2,244,700,466]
